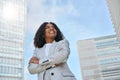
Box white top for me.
[39,41,54,64]
[45,43,52,57]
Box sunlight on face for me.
[2,2,18,22]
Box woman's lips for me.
[49,31,55,34]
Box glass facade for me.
[77,39,102,80]
[77,35,120,80]
[95,35,120,80]
[0,0,26,80]
[107,0,120,44]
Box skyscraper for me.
[77,35,120,80]
[0,0,26,80]
[107,0,120,44]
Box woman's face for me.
[45,23,57,39]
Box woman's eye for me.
[45,26,49,29]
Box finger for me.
[32,57,38,60]
[30,57,37,61]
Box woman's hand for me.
[29,57,39,64]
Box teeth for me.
[49,31,54,33]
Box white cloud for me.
[26,0,80,33]
[60,22,94,40]
[64,1,80,16]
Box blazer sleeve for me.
[28,39,70,74]
[40,39,70,66]
[28,63,54,74]
[28,48,53,74]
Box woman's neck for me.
[45,38,54,43]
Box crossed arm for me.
[28,39,70,74]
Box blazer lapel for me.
[40,45,46,58]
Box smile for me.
[49,31,55,34]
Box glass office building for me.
[107,0,120,44]
[0,0,26,80]
[77,35,120,80]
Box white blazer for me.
[28,39,76,80]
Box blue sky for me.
[25,0,115,80]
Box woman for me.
[28,22,76,80]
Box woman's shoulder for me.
[34,47,42,51]
[57,39,69,44]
